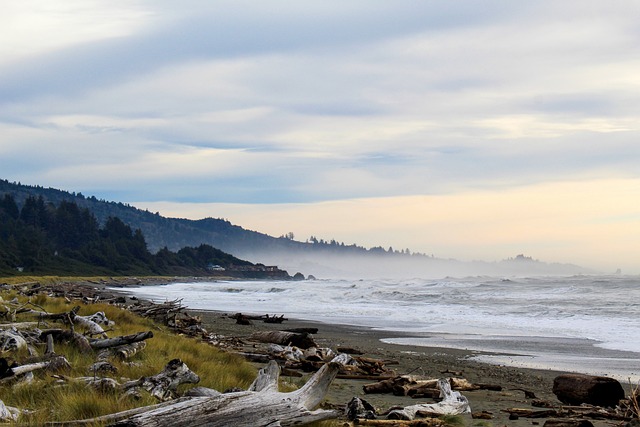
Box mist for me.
[235,249,594,280]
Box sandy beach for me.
[69,277,631,426]
[192,308,599,427]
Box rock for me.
[552,373,624,407]
[292,272,305,281]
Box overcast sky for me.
[2,1,640,273]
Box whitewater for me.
[121,275,640,382]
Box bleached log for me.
[122,358,200,401]
[0,400,20,422]
[355,420,445,426]
[97,341,147,361]
[73,315,108,338]
[0,328,28,352]
[89,331,153,349]
[387,378,471,420]
[59,360,341,426]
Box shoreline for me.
[190,308,575,426]
[11,276,629,426]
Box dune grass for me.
[0,286,257,425]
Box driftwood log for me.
[249,330,317,349]
[89,331,153,349]
[55,360,341,426]
[122,358,201,401]
[552,374,624,407]
[387,379,471,420]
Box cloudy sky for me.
[2,1,640,273]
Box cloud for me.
[134,178,640,273]
[2,1,640,269]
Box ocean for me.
[120,275,640,382]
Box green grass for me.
[0,287,257,424]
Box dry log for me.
[41,329,92,353]
[122,358,200,401]
[387,379,471,420]
[543,420,595,427]
[238,352,272,363]
[354,419,445,426]
[0,399,20,422]
[503,408,559,418]
[0,328,28,351]
[89,331,153,349]
[283,327,319,334]
[97,341,147,361]
[56,360,341,426]
[552,374,624,407]
[249,330,317,349]
[346,397,376,421]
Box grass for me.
[0,285,257,425]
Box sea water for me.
[120,275,640,381]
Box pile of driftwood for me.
[0,288,348,426]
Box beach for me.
[191,308,597,427]
[82,277,634,426]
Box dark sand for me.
[192,309,600,427]
[78,278,625,426]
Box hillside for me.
[0,180,593,278]
[0,189,289,279]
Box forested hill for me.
[0,180,289,254]
[0,190,290,278]
[0,180,592,278]
[0,180,401,257]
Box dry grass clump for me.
[0,290,256,424]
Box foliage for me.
[0,193,254,276]
[0,179,431,258]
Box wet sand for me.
[192,309,589,426]
[73,277,627,426]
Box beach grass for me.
[0,287,256,424]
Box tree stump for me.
[552,374,624,407]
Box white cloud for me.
[2,1,640,268]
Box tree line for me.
[0,194,252,276]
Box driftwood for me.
[89,331,153,349]
[122,358,200,401]
[553,374,625,407]
[0,400,20,422]
[59,360,341,426]
[249,330,317,349]
[543,420,595,427]
[355,420,445,426]
[41,329,92,353]
[387,379,471,420]
[503,405,632,422]
[364,376,500,396]
[97,341,147,361]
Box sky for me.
[2,1,640,273]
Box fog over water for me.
[122,274,640,382]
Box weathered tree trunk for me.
[97,341,147,361]
[55,360,341,426]
[41,329,92,353]
[122,358,200,401]
[387,379,471,420]
[552,374,624,407]
[543,420,595,427]
[249,330,317,349]
[89,331,153,349]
